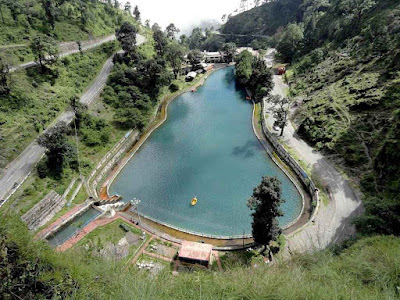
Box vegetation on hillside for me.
[221,0,303,42]
[0,0,134,45]
[227,0,400,237]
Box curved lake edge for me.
[99,66,309,240]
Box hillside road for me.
[263,49,363,253]
[0,34,145,207]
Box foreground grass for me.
[1,214,399,299]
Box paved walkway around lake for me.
[263,49,363,253]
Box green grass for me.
[2,214,399,299]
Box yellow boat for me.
[191,197,198,206]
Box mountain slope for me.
[0,0,133,45]
[221,0,304,36]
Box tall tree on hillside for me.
[30,35,59,72]
[221,42,237,62]
[247,176,284,255]
[0,56,10,96]
[153,29,168,55]
[179,34,189,47]
[189,27,205,50]
[268,95,291,136]
[145,19,150,28]
[114,0,120,9]
[165,43,185,78]
[133,5,140,22]
[124,1,132,14]
[152,23,161,32]
[0,0,5,24]
[6,1,22,23]
[277,23,304,62]
[40,0,57,29]
[166,23,180,39]
[116,22,138,55]
[38,122,76,175]
[187,49,204,69]
[340,0,376,29]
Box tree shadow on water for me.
[232,140,262,159]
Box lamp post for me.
[130,198,141,227]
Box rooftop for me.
[178,241,213,262]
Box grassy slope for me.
[1,214,399,299]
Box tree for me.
[37,122,76,175]
[187,49,204,69]
[76,41,83,55]
[166,23,180,39]
[247,176,285,255]
[133,5,140,22]
[0,0,5,24]
[152,23,161,32]
[268,95,290,136]
[235,50,253,85]
[179,34,189,47]
[6,1,22,23]
[153,29,168,56]
[221,42,237,62]
[124,1,132,14]
[277,23,304,62]
[248,57,273,102]
[165,43,185,78]
[340,0,376,29]
[145,19,150,28]
[40,0,57,29]
[30,35,59,72]
[189,27,205,50]
[116,22,138,55]
[0,56,10,96]
[114,0,120,9]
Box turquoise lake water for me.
[109,67,302,237]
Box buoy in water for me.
[191,197,198,206]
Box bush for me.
[169,82,180,92]
[37,159,49,178]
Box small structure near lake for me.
[186,71,197,81]
[178,241,213,268]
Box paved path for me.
[10,34,117,72]
[0,34,146,207]
[264,49,363,253]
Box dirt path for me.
[264,49,363,253]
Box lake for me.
[109,67,302,237]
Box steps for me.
[21,190,66,231]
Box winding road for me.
[10,34,117,72]
[263,49,363,253]
[0,34,145,207]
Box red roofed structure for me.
[178,241,213,267]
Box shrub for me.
[169,82,180,92]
